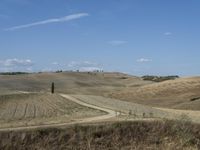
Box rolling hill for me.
[110,77,200,110]
[0,93,105,128]
[0,72,152,95]
[1,72,200,111]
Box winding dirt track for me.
[0,94,117,132]
[60,94,117,121]
[1,92,200,132]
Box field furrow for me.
[25,104,35,118]
[0,93,105,128]
[14,103,28,120]
[12,103,18,118]
[1,103,16,120]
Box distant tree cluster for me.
[92,70,104,73]
[75,70,103,73]
[0,72,29,75]
[55,70,63,73]
[142,75,179,82]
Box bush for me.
[142,75,179,82]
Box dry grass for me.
[0,72,152,95]
[71,95,200,123]
[0,120,199,150]
[0,93,105,128]
[72,95,173,119]
[110,76,200,110]
[0,72,200,149]
[1,72,200,111]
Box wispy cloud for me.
[5,13,89,31]
[164,32,172,36]
[108,40,127,46]
[137,58,152,63]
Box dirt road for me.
[60,94,117,120]
[1,92,200,132]
[0,94,117,132]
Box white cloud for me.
[52,62,59,65]
[137,58,152,63]
[108,40,127,46]
[67,61,79,67]
[67,61,103,71]
[25,67,33,71]
[164,32,172,36]
[41,68,53,72]
[83,61,97,65]
[79,67,103,72]
[0,58,33,67]
[0,67,13,72]
[68,61,98,68]
[5,13,89,31]
[0,58,34,72]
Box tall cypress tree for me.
[51,82,55,94]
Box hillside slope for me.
[110,77,200,110]
[0,93,104,128]
[1,72,200,111]
[0,72,152,96]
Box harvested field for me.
[1,72,200,111]
[72,95,200,123]
[0,93,105,128]
[0,72,200,149]
[72,95,176,119]
[0,72,200,128]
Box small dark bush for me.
[190,97,200,101]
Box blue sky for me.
[0,0,200,76]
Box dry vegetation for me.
[0,72,200,149]
[0,72,152,95]
[0,72,200,124]
[71,95,200,123]
[72,95,173,119]
[0,93,105,128]
[1,72,200,111]
[110,76,200,110]
[0,120,199,150]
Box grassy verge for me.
[0,120,199,150]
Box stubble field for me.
[0,93,105,128]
